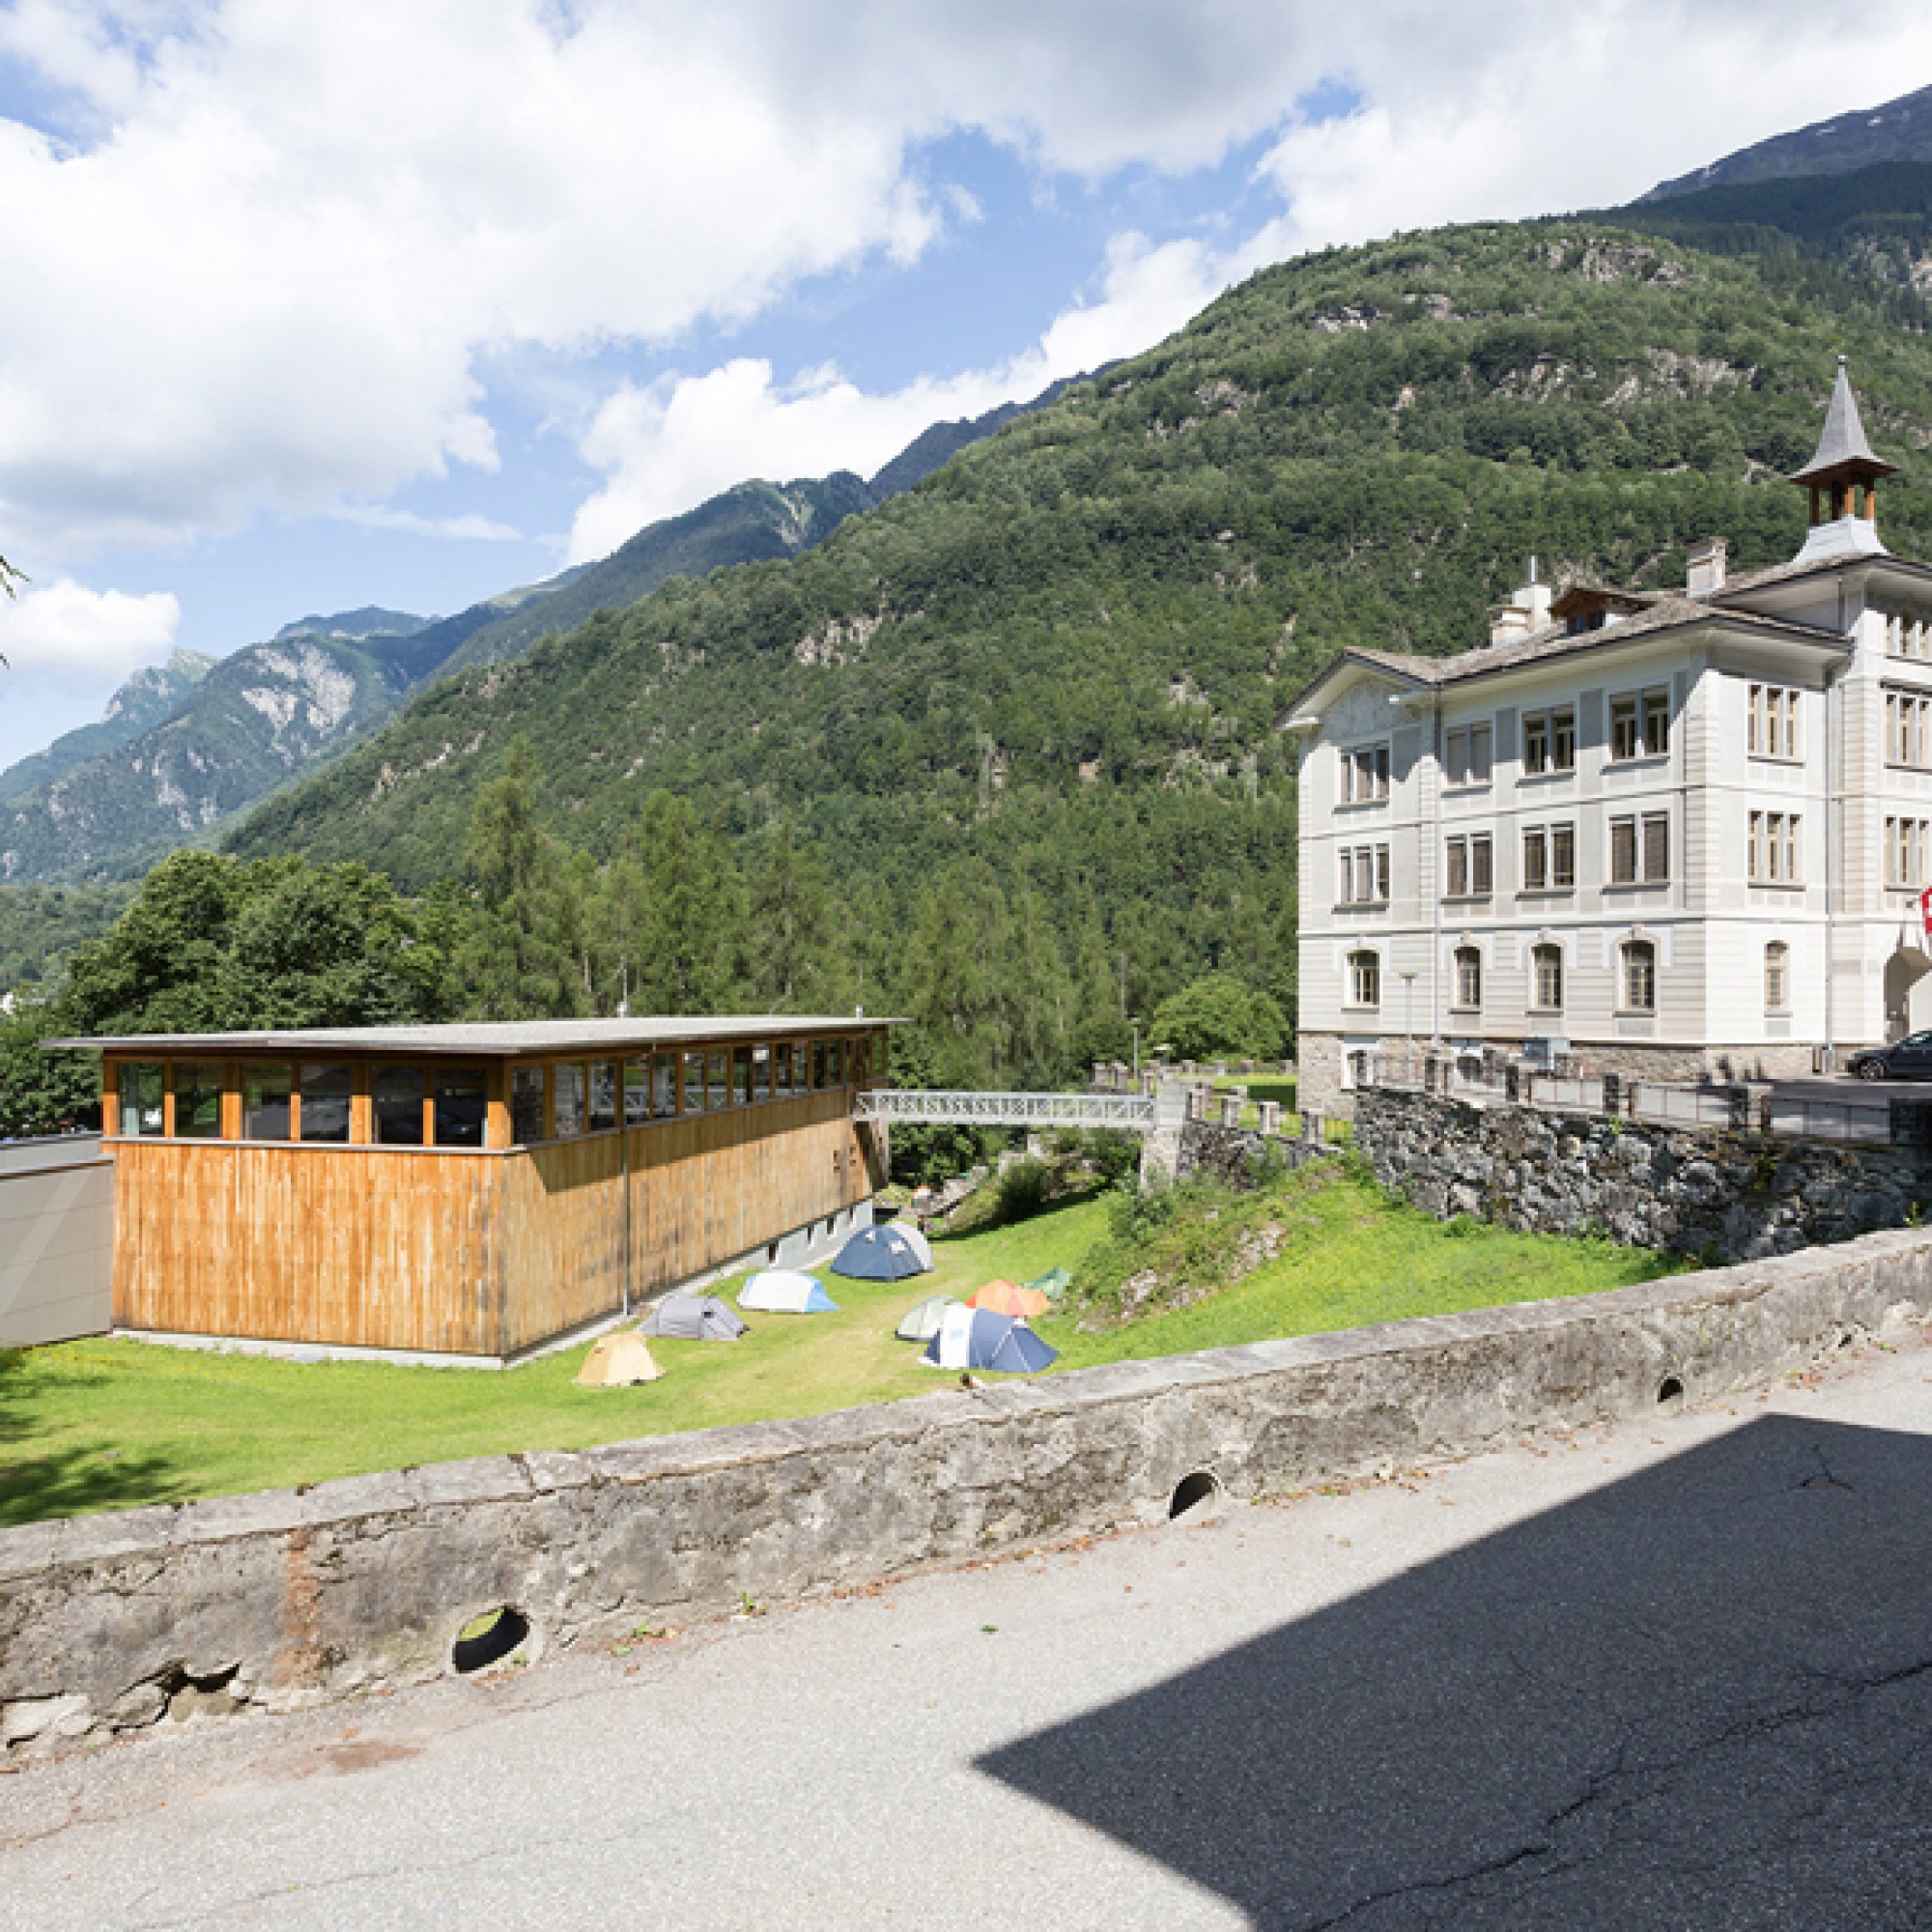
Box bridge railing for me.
[854,1089,1157,1131]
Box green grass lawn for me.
[0,1179,1679,1529]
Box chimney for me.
[1489,603,1533,646]
[1490,558,1551,643]
[1686,535,1728,597]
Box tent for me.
[971,1279,1050,1321]
[830,1226,929,1281]
[895,1223,935,1269]
[576,1331,664,1388]
[738,1268,838,1314]
[639,1293,747,1340]
[895,1293,964,1342]
[922,1304,1058,1375]
[1024,1266,1072,1301]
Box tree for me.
[0,995,99,1137]
[744,821,838,1011]
[599,790,745,1014]
[1149,973,1287,1065]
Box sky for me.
[3,1,1932,772]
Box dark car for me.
[1850,1030,1932,1080]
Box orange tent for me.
[971,1280,1049,1320]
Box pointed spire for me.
[1790,355,1897,487]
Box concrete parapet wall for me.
[10,1223,1932,1752]
[1355,1087,1932,1261]
[0,1135,111,1350]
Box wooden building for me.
[54,1017,895,1363]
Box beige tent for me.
[576,1330,664,1388]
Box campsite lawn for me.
[1,1178,1679,1527]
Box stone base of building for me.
[1296,1032,1835,1118]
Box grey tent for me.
[639,1293,748,1341]
[895,1294,964,1343]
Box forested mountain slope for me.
[228,219,1932,1029]
[1644,82,1932,201]
[0,648,214,807]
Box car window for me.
[1908,1032,1932,1049]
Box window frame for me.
[1620,939,1658,1014]
[1340,741,1391,804]
[1452,946,1482,1011]
[1347,950,1381,1009]
[1530,944,1564,1012]
[1764,941,1791,1015]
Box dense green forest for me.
[12,211,1932,1131]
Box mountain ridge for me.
[1643,82,1932,201]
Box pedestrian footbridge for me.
[854,1089,1158,1132]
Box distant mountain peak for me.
[1642,81,1932,202]
[274,607,430,642]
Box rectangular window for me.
[829,1039,846,1086]
[512,1065,546,1143]
[1341,743,1391,803]
[1522,827,1547,892]
[812,1040,828,1090]
[752,1044,772,1102]
[1610,815,1637,885]
[173,1063,225,1139]
[1641,812,1669,883]
[1444,724,1492,786]
[553,1063,586,1137]
[623,1059,650,1126]
[707,1049,729,1111]
[1443,834,1492,897]
[1748,683,1800,759]
[1623,945,1657,1012]
[1642,689,1669,756]
[1551,823,1576,888]
[653,1051,678,1119]
[1748,810,1802,885]
[373,1065,427,1146]
[434,1065,488,1148]
[1350,952,1380,1008]
[1446,837,1466,897]
[299,1065,353,1144]
[1887,692,1932,769]
[587,1060,617,1132]
[1610,696,1638,761]
[117,1062,164,1138]
[1523,713,1548,775]
[1455,950,1482,1009]
[1533,948,1564,1010]
[1552,708,1576,770]
[682,1049,706,1112]
[1765,945,1789,1013]
[242,1064,293,1142]
[731,1045,753,1105]
[1340,843,1391,905]
[773,1042,793,1097]
[1888,817,1932,889]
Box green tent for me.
[895,1294,964,1342]
[1025,1267,1073,1302]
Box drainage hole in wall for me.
[452,1606,530,1675]
[1657,1377,1685,1406]
[1170,1471,1224,1521]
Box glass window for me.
[1523,713,1548,775]
[683,1049,706,1112]
[173,1062,225,1138]
[1622,941,1657,1013]
[773,1042,793,1097]
[1642,812,1669,883]
[1642,690,1669,756]
[299,1064,352,1143]
[243,1064,294,1141]
[829,1038,845,1086]
[707,1049,729,1111]
[117,1062,164,1137]
[588,1060,617,1132]
[752,1044,771,1101]
[1532,945,1564,1011]
[1341,743,1390,802]
[434,1065,488,1148]
[1551,709,1576,771]
[624,1059,650,1126]
[1551,824,1576,888]
[1765,942,1790,1013]
[653,1051,678,1119]
[512,1065,546,1144]
[554,1063,585,1136]
[732,1045,753,1105]
[1522,828,1548,893]
[372,1065,426,1146]
[1610,696,1638,761]
[812,1040,828,1090]
[1454,948,1482,1009]
[1610,816,1637,885]
[1445,724,1492,785]
[1348,951,1380,1009]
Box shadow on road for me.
[980,1415,1932,1928]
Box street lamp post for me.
[1130,1017,1142,1082]
[1402,971,1418,1086]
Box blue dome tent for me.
[830,1225,930,1281]
[922,1304,1058,1375]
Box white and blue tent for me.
[921,1303,1058,1375]
[737,1269,838,1314]
[830,1225,929,1281]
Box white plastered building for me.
[1293,361,1932,1111]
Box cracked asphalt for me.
[7,1336,1932,1930]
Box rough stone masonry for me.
[7,1222,1932,1756]
[1354,1087,1932,1262]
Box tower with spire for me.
[1790,355,1897,563]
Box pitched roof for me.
[1790,356,1899,485]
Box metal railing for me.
[855,1089,1157,1132]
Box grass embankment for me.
[0,1171,1681,1528]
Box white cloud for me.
[334,506,522,543]
[7,0,1932,570]
[0,577,180,687]
[568,232,1225,558]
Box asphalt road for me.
[7,1339,1932,1930]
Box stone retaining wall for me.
[1355,1087,1932,1261]
[1175,1119,1327,1189]
[10,1224,1932,1755]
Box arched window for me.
[1453,946,1482,1010]
[1348,950,1380,1009]
[1765,941,1790,1013]
[1531,943,1563,1011]
[1622,939,1657,1012]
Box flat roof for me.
[44,1015,902,1059]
